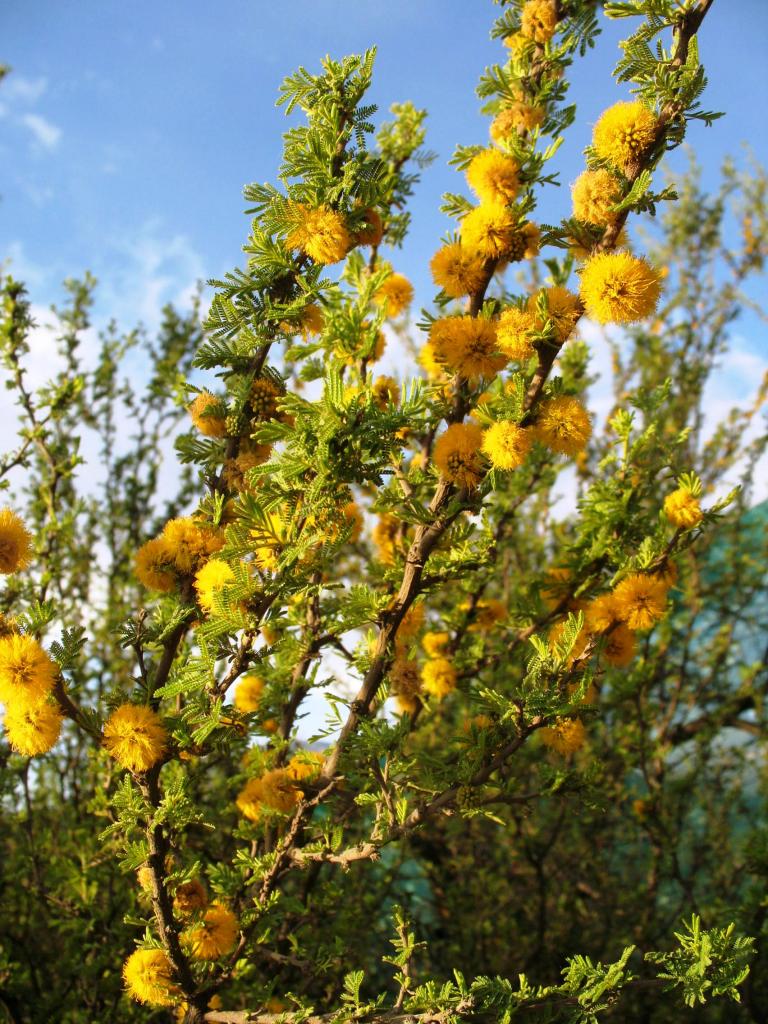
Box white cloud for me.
[3,75,48,104]
[21,113,62,150]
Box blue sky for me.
[2,0,768,329]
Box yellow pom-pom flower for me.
[161,517,224,574]
[584,593,620,635]
[612,574,668,631]
[593,100,657,175]
[182,903,238,961]
[430,316,508,382]
[134,537,176,593]
[533,396,592,457]
[233,674,265,713]
[3,700,63,756]
[496,307,536,360]
[466,149,520,205]
[103,704,168,773]
[462,205,540,264]
[429,243,487,298]
[173,878,208,917]
[540,717,586,756]
[433,423,485,489]
[520,0,558,43]
[482,420,532,471]
[250,377,282,421]
[527,286,582,344]
[664,487,703,529]
[298,302,324,338]
[0,508,33,573]
[571,169,622,226]
[371,375,400,409]
[422,631,450,657]
[491,104,545,141]
[286,204,351,265]
[194,559,236,614]
[188,392,227,438]
[123,948,178,1007]
[390,657,422,716]
[579,251,661,325]
[421,658,457,700]
[603,624,637,667]
[374,273,414,317]
[0,634,57,711]
[372,513,400,565]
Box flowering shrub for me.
[1,2,767,1022]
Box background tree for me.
[0,2,766,1022]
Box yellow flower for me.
[286,204,351,265]
[496,307,536,360]
[612,573,668,631]
[182,904,238,961]
[466,148,520,205]
[134,537,176,593]
[549,618,589,668]
[503,32,528,56]
[298,302,324,338]
[584,593,620,634]
[430,316,508,382]
[571,169,622,226]
[103,704,168,773]
[123,948,178,1007]
[461,205,538,263]
[463,598,507,631]
[250,377,282,420]
[354,206,384,247]
[287,751,324,786]
[233,674,265,713]
[418,340,446,380]
[579,251,661,325]
[161,517,224,574]
[491,104,545,141]
[526,286,582,344]
[0,508,33,574]
[188,391,228,438]
[173,879,208,917]
[340,501,363,543]
[434,423,485,489]
[603,624,637,667]
[520,0,558,43]
[421,658,457,700]
[372,513,401,564]
[592,100,658,175]
[533,396,592,456]
[3,700,62,756]
[429,243,487,298]
[194,559,236,614]
[0,634,57,711]
[372,375,400,409]
[374,273,414,317]
[422,631,450,657]
[540,718,585,756]
[482,420,532,471]
[236,768,301,819]
[222,440,272,492]
[664,487,703,528]
[390,657,422,716]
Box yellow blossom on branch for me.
[520,0,558,43]
[612,574,669,631]
[664,486,703,528]
[571,168,622,227]
[433,422,485,489]
[421,657,457,700]
[496,307,536,360]
[188,391,228,438]
[103,704,168,773]
[579,251,661,325]
[286,204,351,265]
[0,634,58,711]
[533,395,592,457]
[182,903,238,961]
[373,272,414,317]
[429,243,486,298]
[0,508,33,574]
[592,100,658,175]
[465,148,521,205]
[3,700,63,756]
[482,420,532,471]
[122,948,178,1007]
